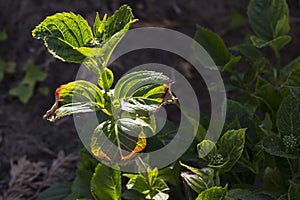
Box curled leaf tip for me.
[43,102,58,122]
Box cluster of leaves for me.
[186,0,300,199]
[32,0,300,200]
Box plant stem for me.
[287,158,295,175]
[273,47,281,80]
[215,171,220,186]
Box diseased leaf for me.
[43,80,104,122]
[91,119,146,162]
[90,163,121,200]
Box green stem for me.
[215,171,220,186]
[273,47,281,80]
[287,158,295,175]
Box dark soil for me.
[0,0,299,199]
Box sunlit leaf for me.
[196,186,228,200]
[32,12,93,63]
[90,163,121,200]
[43,80,104,122]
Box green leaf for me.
[284,56,300,72]
[261,135,297,159]
[225,100,252,131]
[122,189,144,200]
[275,15,290,37]
[72,168,93,198]
[288,181,300,200]
[90,163,121,200]
[255,77,283,116]
[247,0,289,40]
[93,5,137,42]
[231,44,264,63]
[125,168,169,200]
[9,62,46,104]
[196,186,228,200]
[194,25,230,67]
[4,61,17,74]
[37,183,72,200]
[158,162,184,199]
[181,172,207,194]
[9,83,33,104]
[228,188,250,200]
[250,35,291,51]
[229,11,245,30]
[87,5,137,74]
[277,95,300,137]
[23,61,47,83]
[180,162,214,181]
[98,67,114,91]
[284,69,300,99]
[32,12,93,63]
[180,163,214,193]
[197,140,217,161]
[222,55,241,73]
[0,29,7,41]
[229,189,276,200]
[218,129,246,174]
